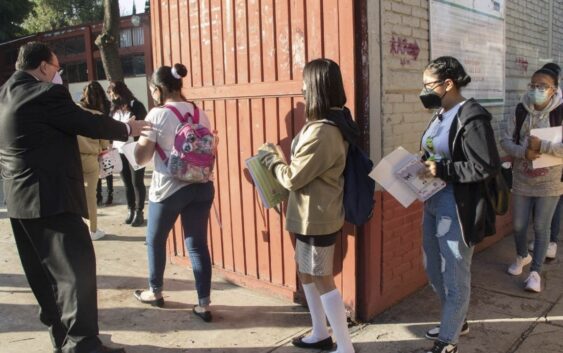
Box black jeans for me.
[96,175,113,196]
[11,213,102,353]
[119,153,146,210]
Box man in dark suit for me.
[0,42,150,353]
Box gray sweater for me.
[500,90,563,197]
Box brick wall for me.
[362,0,561,319]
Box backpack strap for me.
[549,103,563,127]
[513,103,528,145]
[155,103,200,161]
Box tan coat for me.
[273,120,347,235]
[76,105,110,173]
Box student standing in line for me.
[528,63,562,261]
[107,81,147,226]
[500,64,563,292]
[132,63,216,322]
[77,81,111,240]
[418,56,500,353]
[259,58,358,353]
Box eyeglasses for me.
[528,83,553,92]
[46,62,64,76]
[423,80,444,89]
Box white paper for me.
[369,147,418,208]
[121,142,146,171]
[531,127,563,169]
[369,146,446,207]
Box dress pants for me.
[11,213,102,353]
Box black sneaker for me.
[426,340,457,353]
[425,321,469,340]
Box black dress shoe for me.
[192,305,212,322]
[88,344,126,353]
[291,335,334,349]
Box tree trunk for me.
[95,0,123,82]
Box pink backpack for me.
[155,104,215,183]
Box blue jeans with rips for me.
[146,182,214,306]
[422,184,474,345]
[512,193,559,273]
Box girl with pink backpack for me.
[132,63,216,322]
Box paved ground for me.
[0,174,562,353]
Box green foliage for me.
[0,0,33,41]
[22,0,104,34]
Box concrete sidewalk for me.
[1,176,562,353]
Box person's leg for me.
[422,197,446,305]
[104,175,113,205]
[145,199,182,294]
[530,196,559,273]
[297,271,331,343]
[130,166,146,226]
[83,170,99,233]
[11,219,67,351]
[96,179,103,206]
[508,194,533,275]
[181,183,214,307]
[434,200,474,345]
[17,214,102,353]
[549,196,562,243]
[119,154,134,210]
[131,167,146,211]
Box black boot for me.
[125,208,134,224]
[104,192,113,206]
[96,192,103,206]
[131,209,144,227]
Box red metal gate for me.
[150,0,358,310]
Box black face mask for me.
[419,87,447,109]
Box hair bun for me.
[173,63,188,78]
[542,63,561,78]
[458,74,471,87]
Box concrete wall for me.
[363,0,561,319]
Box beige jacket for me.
[76,105,110,174]
[273,120,347,235]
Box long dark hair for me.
[425,56,472,89]
[80,81,110,115]
[107,81,136,114]
[302,58,347,121]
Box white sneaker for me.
[528,240,534,252]
[507,254,532,275]
[546,242,557,259]
[90,229,106,241]
[524,271,541,292]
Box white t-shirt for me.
[111,109,134,152]
[145,101,212,202]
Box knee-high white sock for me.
[320,289,354,353]
[301,283,330,343]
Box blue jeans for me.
[549,196,562,243]
[146,182,215,306]
[513,194,559,273]
[422,184,473,344]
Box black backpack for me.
[343,143,375,225]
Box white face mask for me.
[51,71,63,85]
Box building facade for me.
[0,13,153,107]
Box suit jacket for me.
[0,71,130,219]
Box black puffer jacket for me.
[422,98,501,246]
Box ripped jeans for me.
[422,184,474,344]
